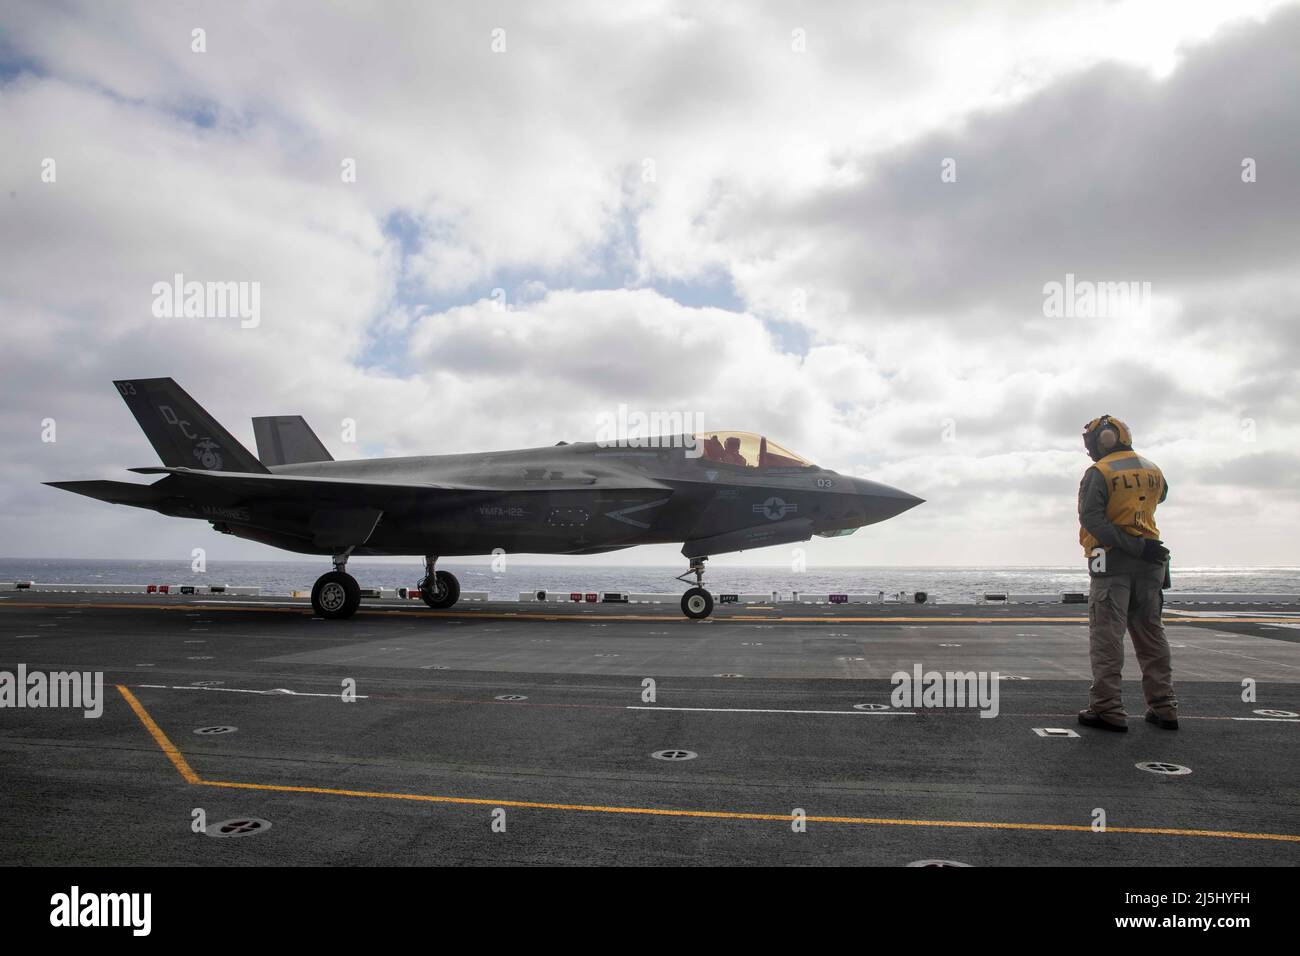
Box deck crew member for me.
[1076,415,1178,732]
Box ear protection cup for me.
[1083,415,1132,458]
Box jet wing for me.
[123,466,669,502]
[127,466,460,495]
[43,479,168,508]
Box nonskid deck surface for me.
[1,592,1297,866]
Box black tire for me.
[681,587,713,620]
[311,571,361,620]
[420,570,460,609]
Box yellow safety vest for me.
[1079,450,1164,554]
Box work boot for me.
[1144,709,1179,730]
[1078,709,1128,732]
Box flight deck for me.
[1,591,1297,866]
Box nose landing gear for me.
[418,556,460,610]
[311,551,361,620]
[676,556,713,619]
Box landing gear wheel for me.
[681,587,714,620]
[311,571,361,620]
[420,570,460,609]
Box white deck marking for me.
[1182,643,1300,670]
[131,684,367,699]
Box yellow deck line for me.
[116,685,1300,844]
[190,779,1300,842]
[117,685,201,784]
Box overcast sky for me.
[2,0,1297,570]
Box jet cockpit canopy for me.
[694,431,814,469]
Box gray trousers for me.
[1087,571,1177,722]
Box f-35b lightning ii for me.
[48,378,923,619]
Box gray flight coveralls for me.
[1078,468,1177,726]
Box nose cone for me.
[852,477,925,522]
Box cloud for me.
[1,0,1297,568]
[724,6,1300,326]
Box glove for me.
[1140,539,1170,564]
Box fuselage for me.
[207,437,922,558]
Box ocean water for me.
[2,558,1298,603]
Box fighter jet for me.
[47,378,924,619]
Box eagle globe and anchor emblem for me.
[193,439,224,470]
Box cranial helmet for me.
[1083,415,1132,460]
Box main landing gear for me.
[418,556,460,610]
[677,556,713,620]
[311,551,361,620]
[310,554,462,618]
